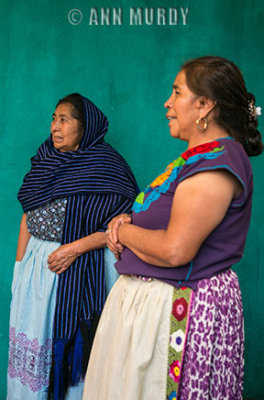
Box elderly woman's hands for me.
[106,213,132,259]
[47,231,107,274]
[47,212,132,272]
[48,243,78,274]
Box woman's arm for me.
[16,214,31,261]
[48,232,106,274]
[107,170,241,267]
[48,193,135,275]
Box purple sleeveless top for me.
[115,137,253,290]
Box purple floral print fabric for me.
[179,269,244,399]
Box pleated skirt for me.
[7,236,84,400]
[82,270,244,400]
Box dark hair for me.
[181,56,263,156]
[56,93,85,132]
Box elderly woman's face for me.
[51,103,83,152]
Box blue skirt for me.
[104,247,119,296]
[7,236,59,399]
[7,237,118,400]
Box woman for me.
[7,93,138,400]
[83,57,263,400]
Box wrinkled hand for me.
[106,213,132,259]
[48,244,78,274]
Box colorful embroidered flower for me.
[149,156,186,190]
[182,141,221,160]
[172,297,188,321]
[168,390,177,400]
[169,360,181,382]
[134,191,145,205]
[170,329,185,353]
[150,162,174,188]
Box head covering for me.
[18,95,138,399]
[18,97,137,212]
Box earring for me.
[196,117,208,132]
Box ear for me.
[196,96,216,118]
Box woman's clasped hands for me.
[106,213,132,259]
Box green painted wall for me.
[1,0,263,398]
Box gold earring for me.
[196,117,208,132]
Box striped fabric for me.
[17,96,138,399]
[56,193,133,337]
[18,146,137,212]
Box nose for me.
[164,94,173,109]
[51,119,59,131]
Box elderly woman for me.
[83,57,263,400]
[7,93,138,400]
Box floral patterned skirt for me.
[179,269,244,399]
[82,270,244,400]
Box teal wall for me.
[1,0,264,398]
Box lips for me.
[52,133,63,139]
[166,114,176,121]
[52,135,64,143]
[166,115,177,127]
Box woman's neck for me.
[186,126,230,150]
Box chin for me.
[169,130,180,139]
[54,145,65,153]
[170,130,189,142]
[53,141,63,148]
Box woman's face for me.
[51,103,83,152]
[164,70,200,142]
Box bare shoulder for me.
[177,169,242,198]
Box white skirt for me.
[82,270,244,400]
[82,275,174,400]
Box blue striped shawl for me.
[18,98,137,211]
[17,96,138,399]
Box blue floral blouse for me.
[26,198,67,242]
